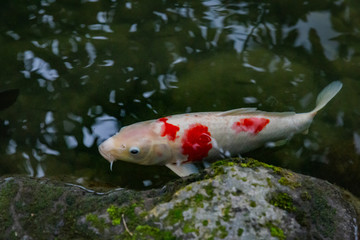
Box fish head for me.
[98,121,172,168]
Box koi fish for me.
[99,81,342,177]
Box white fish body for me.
[99,81,342,177]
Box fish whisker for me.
[110,161,113,171]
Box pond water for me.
[1,0,360,194]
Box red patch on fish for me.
[232,117,270,134]
[159,117,180,141]
[181,124,212,162]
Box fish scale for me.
[99,81,343,177]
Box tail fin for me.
[311,81,342,114]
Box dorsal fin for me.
[218,107,296,117]
[217,108,258,116]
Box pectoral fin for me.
[265,139,288,148]
[302,129,309,135]
[166,163,199,177]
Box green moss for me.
[267,223,285,240]
[183,222,198,234]
[12,180,67,238]
[266,178,273,188]
[1,178,151,239]
[278,177,301,189]
[251,183,267,187]
[300,191,312,201]
[86,213,107,233]
[211,165,226,175]
[66,194,76,206]
[163,186,219,232]
[166,204,185,225]
[218,225,228,239]
[211,223,228,239]
[231,189,242,196]
[223,206,231,222]
[18,181,64,215]
[202,220,209,226]
[209,221,230,239]
[210,158,287,180]
[239,177,247,182]
[240,158,282,175]
[204,184,215,198]
[108,204,176,240]
[210,160,237,176]
[278,177,289,186]
[0,180,17,234]
[237,228,244,237]
[194,194,204,204]
[270,192,296,212]
[214,161,235,167]
[250,200,257,207]
[107,203,142,228]
[185,187,215,209]
[295,211,308,227]
[134,225,176,240]
[311,192,336,237]
[129,225,176,240]
[107,205,122,226]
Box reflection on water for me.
[355,133,360,155]
[0,0,360,194]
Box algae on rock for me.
[150,159,360,239]
[0,159,359,240]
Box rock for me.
[1,158,360,240]
[151,160,360,239]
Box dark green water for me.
[1,0,360,194]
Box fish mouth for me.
[98,143,116,162]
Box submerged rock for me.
[1,159,359,240]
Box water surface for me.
[1,0,360,194]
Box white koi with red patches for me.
[99,81,342,177]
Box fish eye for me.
[129,147,140,155]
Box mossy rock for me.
[1,158,360,239]
[150,158,360,239]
